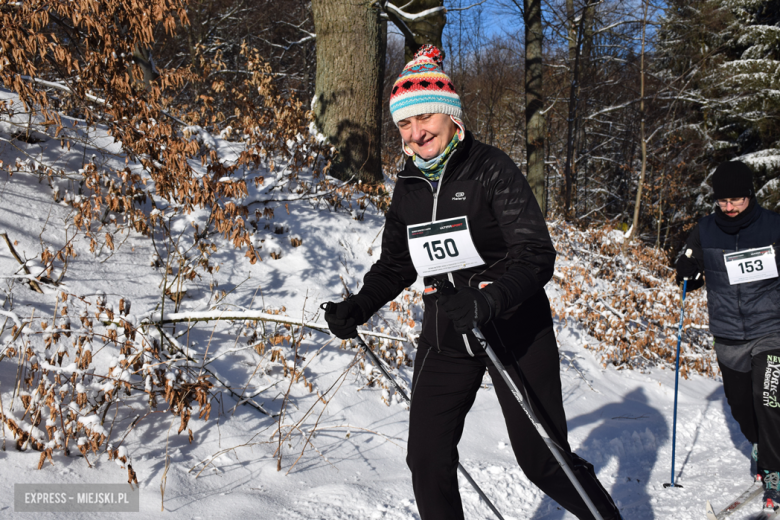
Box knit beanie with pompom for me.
[389,45,462,124]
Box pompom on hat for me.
[712,161,754,200]
[389,45,462,124]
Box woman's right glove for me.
[438,286,496,334]
[322,296,368,339]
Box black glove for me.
[323,296,368,339]
[438,286,496,334]
[675,250,704,290]
[675,252,701,282]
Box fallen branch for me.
[148,310,408,343]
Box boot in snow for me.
[753,444,763,482]
[763,471,780,516]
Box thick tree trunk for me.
[524,0,545,214]
[312,0,385,183]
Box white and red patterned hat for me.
[389,45,462,124]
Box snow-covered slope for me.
[0,89,761,520]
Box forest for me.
[0,1,776,517]
[3,0,778,260]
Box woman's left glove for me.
[323,296,369,339]
[438,286,496,334]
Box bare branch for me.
[384,2,445,22]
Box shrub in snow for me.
[548,220,714,378]
[0,290,213,483]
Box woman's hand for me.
[322,298,367,339]
[438,286,496,333]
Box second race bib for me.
[724,246,778,285]
[407,217,485,276]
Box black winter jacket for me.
[682,200,780,341]
[355,131,556,356]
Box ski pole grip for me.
[432,278,456,297]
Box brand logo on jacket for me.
[452,192,466,201]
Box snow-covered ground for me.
[0,89,763,519]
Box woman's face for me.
[397,113,457,160]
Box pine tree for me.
[656,0,780,207]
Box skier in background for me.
[676,161,780,515]
[323,45,621,520]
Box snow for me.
[0,86,766,519]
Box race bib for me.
[407,217,485,276]
[724,246,778,285]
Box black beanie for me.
[712,161,754,200]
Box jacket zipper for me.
[432,159,474,357]
[735,232,746,338]
[398,156,474,356]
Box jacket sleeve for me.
[353,188,418,318]
[684,224,704,263]
[481,163,557,313]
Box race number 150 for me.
[422,239,459,261]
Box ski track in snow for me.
[0,88,765,519]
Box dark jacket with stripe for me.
[355,131,556,356]
[684,202,780,341]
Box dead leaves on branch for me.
[0,290,216,480]
[0,0,336,279]
[549,220,714,378]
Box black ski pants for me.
[719,350,780,472]
[406,327,620,520]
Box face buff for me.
[412,131,461,182]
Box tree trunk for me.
[562,0,596,220]
[387,0,445,62]
[312,0,385,183]
[524,0,545,214]
[132,46,158,91]
[623,0,649,251]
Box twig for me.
[153,326,275,416]
[285,351,363,474]
[0,381,6,450]
[303,424,405,447]
[189,427,270,478]
[0,233,43,293]
[274,349,361,461]
[559,351,599,393]
[275,295,310,471]
[11,310,33,409]
[160,417,175,512]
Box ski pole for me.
[664,279,688,489]
[432,279,605,520]
[353,333,506,520]
[318,302,505,520]
[469,327,605,520]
